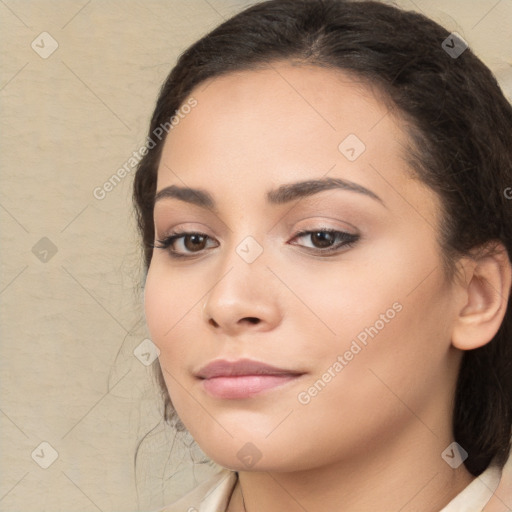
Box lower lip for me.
[201,374,301,399]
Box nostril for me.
[244,317,260,324]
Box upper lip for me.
[196,358,304,379]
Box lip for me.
[196,358,305,399]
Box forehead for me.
[160,62,406,168]
[169,62,397,151]
[156,62,439,223]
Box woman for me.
[133,0,512,510]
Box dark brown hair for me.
[133,0,512,476]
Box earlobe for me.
[451,242,512,351]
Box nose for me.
[201,246,283,335]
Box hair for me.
[133,0,512,477]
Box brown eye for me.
[183,234,208,252]
[309,231,337,249]
[153,231,217,257]
[290,229,359,255]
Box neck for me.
[232,423,475,512]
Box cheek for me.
[144,266,191,403]
[323,267,454,417]
[144,260,212,392]
[143,262,192,361]
[284,280,454,466]
[299,238,455,407]
[143,265,168,342]
[144,259,200,338]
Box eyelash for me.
[152,228,359,259]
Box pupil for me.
[313,232,334,248]
[186,234,205,251]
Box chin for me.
[194,437,314,474]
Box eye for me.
[153,228,359,259]
[289,228,359,255]
[153,231,218,258]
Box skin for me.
[144,62,511,511]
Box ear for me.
[451,241,512,350]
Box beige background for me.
[1,1,511,511]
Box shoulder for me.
[156,469,238,512]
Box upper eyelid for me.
[155,215,360,237]
[156,226,357,242]
[153,196,371,227]
[155,228,359,254]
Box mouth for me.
[195,358,306,399]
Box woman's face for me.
[144,62,462,471]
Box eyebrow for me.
[154,177,384,211]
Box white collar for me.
[439,462,502,512]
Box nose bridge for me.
[210,231,268,304]
[217,210,268,277]
[202,228,280,330]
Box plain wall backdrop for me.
[1,0,511,511]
